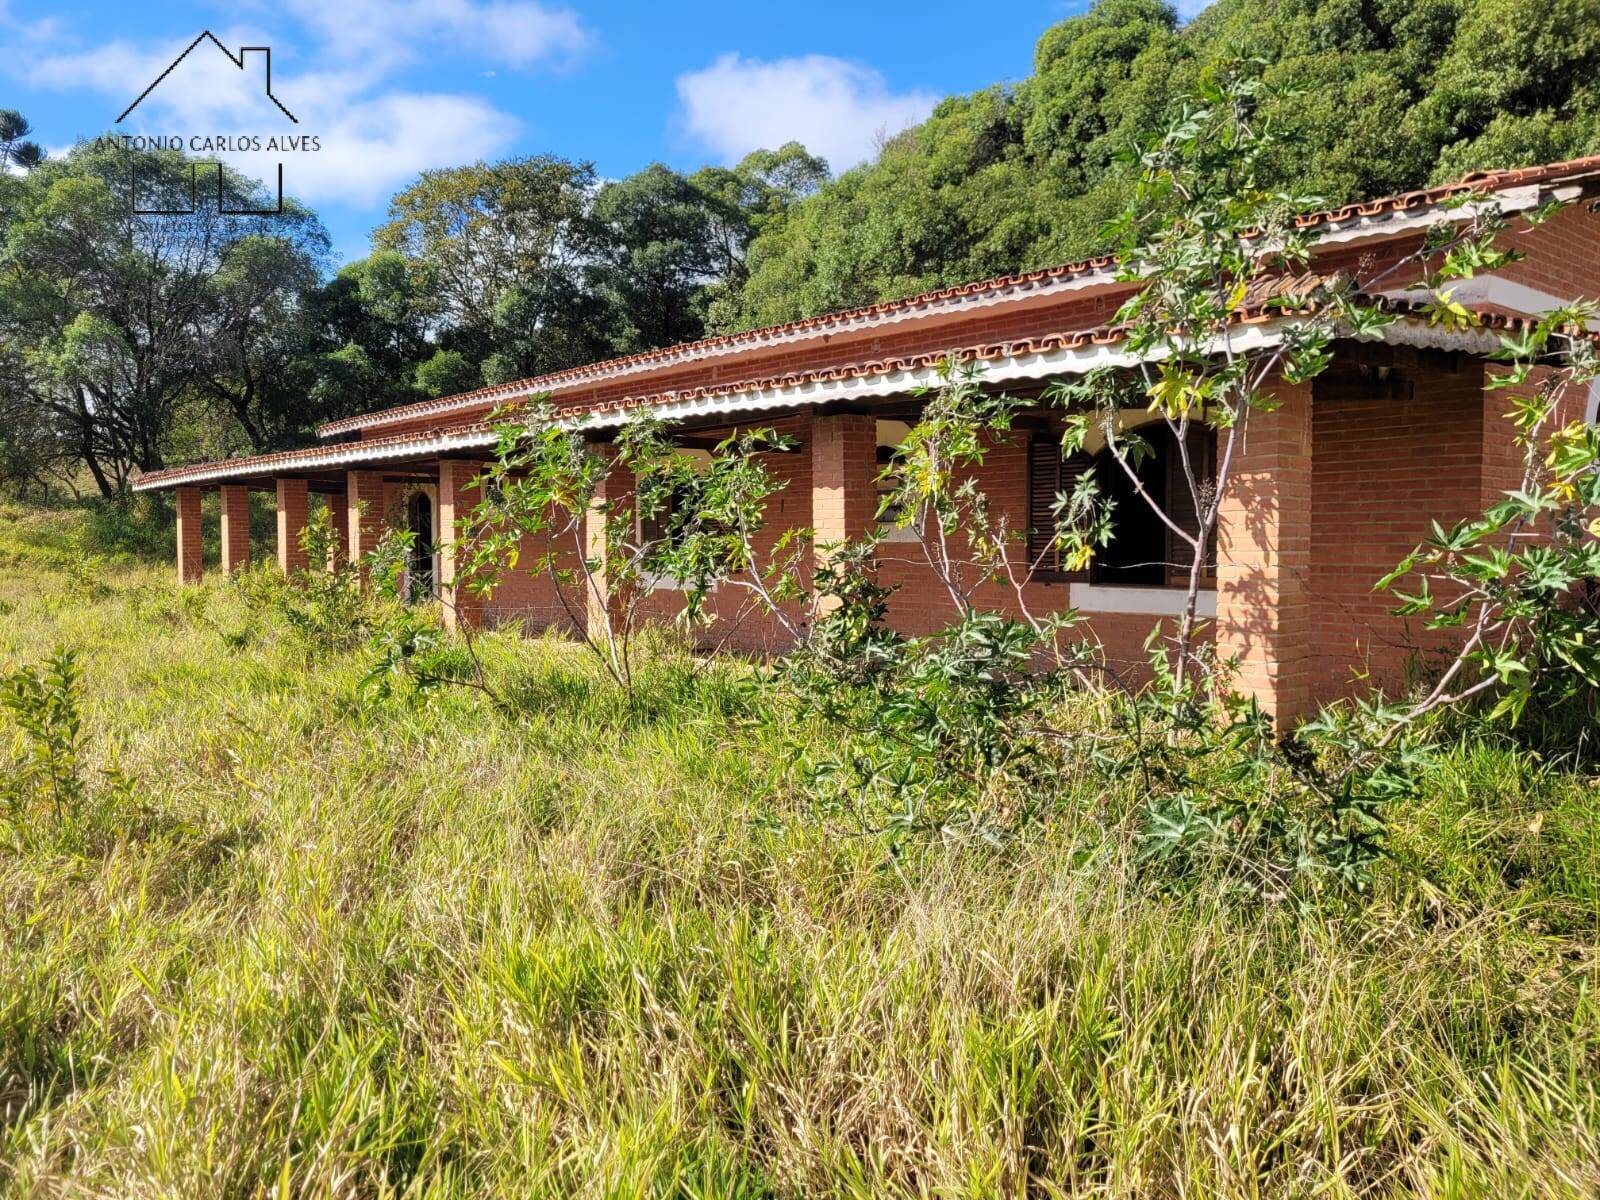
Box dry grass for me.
[0,501,1596,1197]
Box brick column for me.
[219,485,250,574]
[324,491,349,571]
[275,477,310,577]
[810,413,877,608]
[175,486,203,584]
[811,413,877,544]
[583,441,633,641]
[1215,379,1314,725]
[346,470,389,582]
[438,459,486,633]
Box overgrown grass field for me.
[1,501,1597,1197]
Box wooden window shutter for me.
[1164,428,1218,587]
[1028,436,1093,582]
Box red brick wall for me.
[175,486,203,584]
[1307,356,1489,702]
[480,415,816,652]
[479,525,586,637]
[475,417,1199,674]
[275,478,309,576]
[1495,202,1600,300]
[466,348,1573,709]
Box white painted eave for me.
[563,315,1504,432]
[130,426,498,492]
[136,313,1521,488]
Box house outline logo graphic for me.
[113,31,310,217]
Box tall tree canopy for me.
[6,0,1600,497]
[722,0,1600,330]
[0,142,331,495]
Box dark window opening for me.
[406,491,434,600]
[1093,445,1168,586]
[639,479,700,551]
[1028,425,1216,587]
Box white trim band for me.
[564,315,1506,431]
[1070,584,1217,618]
[130,427,498,491]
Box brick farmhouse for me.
[134,155,1600,722]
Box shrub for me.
[0,648,131,851]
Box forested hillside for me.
[4,0,1599,497]
[724,0,1600,327]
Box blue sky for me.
[1,0,1204,265]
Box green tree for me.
[373,156,605,388]
[583,164,729,351]
[414,348,479,398]
[0,109,44,172]
[588,149,828,346]
[727,0,1600,330]
[0,142,328,493]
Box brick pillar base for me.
[1216,379,1314,724]
[276,477,310,577]
[175,486,203,584]
[438,459,486,633]
[219,485,250,574]
[810,412,878,607]
[583,442,633,642]
[347,470,389,584]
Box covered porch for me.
[135,382,1318,720]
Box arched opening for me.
[405,489,435,601]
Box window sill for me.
[1069,583,1217,618]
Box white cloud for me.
[246,92,519,207]
[277,0,590,72]
[0,0,61,45]
[1174,0,1215,18]
[675,53,937,171]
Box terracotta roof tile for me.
[131,422,496,490]
[1290,153,1600,230]
[315,153,1600,440]
[314,252,1124,437]
[136,288,1593,491]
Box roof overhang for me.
[131,424,498,491]
[558,314,1507,431]
[313,159,1600,442]
[130,310,1551,492]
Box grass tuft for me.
[0,503,1596,1197]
